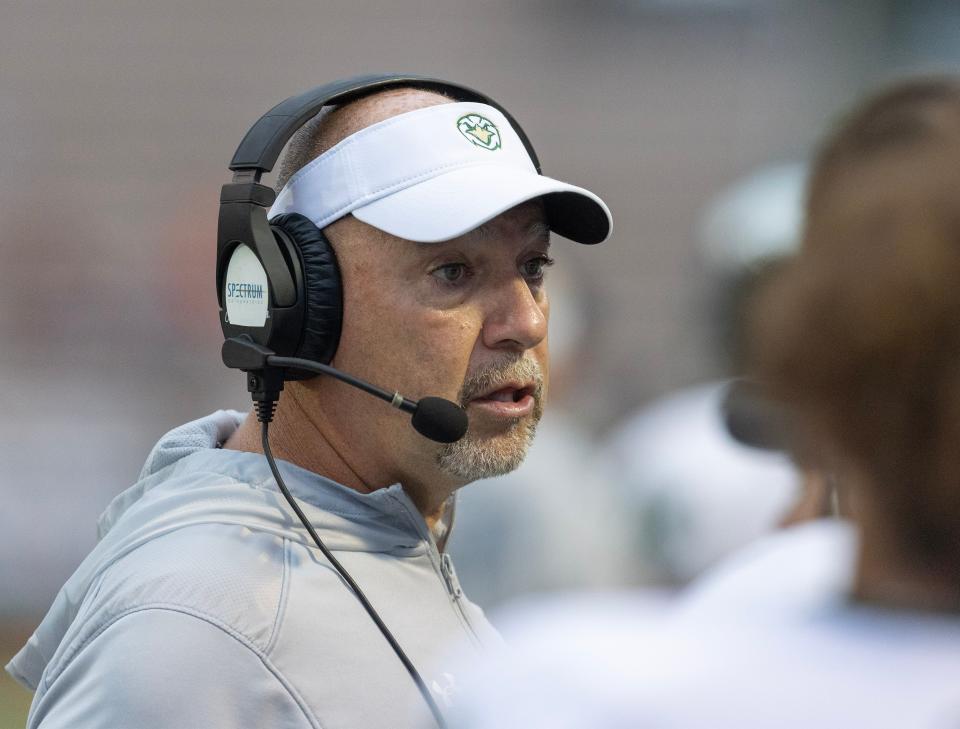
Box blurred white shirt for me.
[448,520,960,729]
[603,381,800,583]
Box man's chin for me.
[435,415,539,482]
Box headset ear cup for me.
[269,213,343,366]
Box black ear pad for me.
[269,213,343,367]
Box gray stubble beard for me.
[435,357,545,482]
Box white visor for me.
[268,102,611,244]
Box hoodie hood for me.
[8,410,435,690]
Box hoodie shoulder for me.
[27,606,317,729]
[42,522,289,692]
[9,410,429,696]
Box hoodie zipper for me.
[389,492,481,643]
[437,548,482,647]
[440,553,463,599]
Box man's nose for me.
[480,278,547,352]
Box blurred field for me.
[0,627,32,729]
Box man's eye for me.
[521,255,555,281]
[432,263,469,285]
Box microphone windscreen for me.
[411,397,469,443]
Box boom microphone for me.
[269,355,468,443]
[410,397,469,444]
[221,337,469,443]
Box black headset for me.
[216,73,542,379]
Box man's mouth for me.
[467,383,537,418]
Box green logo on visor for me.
[457,114,501,150]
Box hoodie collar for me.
[99,409,435,549]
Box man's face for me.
[312,200,551,500]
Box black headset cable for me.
[254,402,448,729]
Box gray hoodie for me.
[7,410,498,728]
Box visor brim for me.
[351,164,612,244]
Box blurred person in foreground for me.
[448,78,960,728]
[5,78,612,729]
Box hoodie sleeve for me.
[28,607,317,729]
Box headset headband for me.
[227,73,541,178]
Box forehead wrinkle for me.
[527,220,551,247]
[401,210,550,254]
[458,217,551,247]
[461,221,495,243]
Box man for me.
[6,80,611,728]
